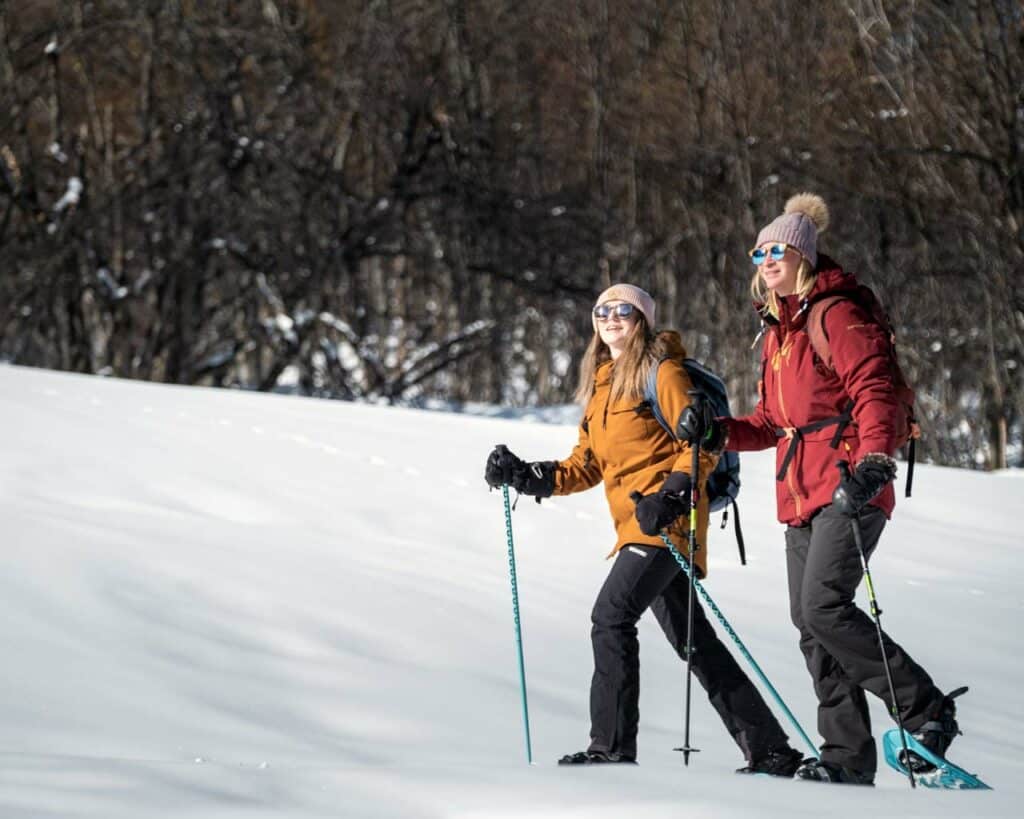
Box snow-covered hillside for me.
[1,364,1020,818]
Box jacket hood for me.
[754,253,861,330]
[804,254,859,302]
[652,329,688,360]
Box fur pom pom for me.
[784,192,829,233]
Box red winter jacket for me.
[723,256,899,526]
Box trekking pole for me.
[655,531,819,758]
[839,463,915,789]
[677,394,703,765]
[501,483,533,764]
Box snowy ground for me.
[1,363,1021,818]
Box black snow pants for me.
[587,543,789,762]
[785,503,945,773]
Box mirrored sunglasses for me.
[593,302,636,321]
[748,243,789,266]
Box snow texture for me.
[0,363,1021,818]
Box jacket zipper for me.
[773,332,804,520]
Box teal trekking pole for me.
[657,531,819,758]
[502,483,533,764]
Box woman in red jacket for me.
[680,194,962,785]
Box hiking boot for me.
[903,686,966,772]
[795,758,874,786]
[736,747,803,777]
[558,749,637,765]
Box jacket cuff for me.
[857,452,897,471]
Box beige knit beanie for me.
[592,283,656,332]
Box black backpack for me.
[644,357,746,564]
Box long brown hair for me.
[574,315,659,405]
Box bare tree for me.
[1,0,1020,467]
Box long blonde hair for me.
[574,315,659,405]
[749,259,817,319]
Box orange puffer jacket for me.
[553,332,718,576]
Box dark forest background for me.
[1,0,1021,468]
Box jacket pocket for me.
[607,404,656,443]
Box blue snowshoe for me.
[882,728,990,789]
[882,687,991,789]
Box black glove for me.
[632,472,692,535]
[484,445,556,499]
[832,455,897,516]
[676,399,726,453]
[511,460,556,498]
[485,444,524,488]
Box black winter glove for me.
[511,460,556,498]
[632,472,692,535]
[485,444,525,488]
[676,400,726,453]
[484,445,556,499]
[832,455,897,516]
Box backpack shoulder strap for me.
[644,356,675,439]
[806,294,848,369]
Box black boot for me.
[795,758,874,786]
[558,749,637,765]
[736,747,803,777]
[903,686,966,772]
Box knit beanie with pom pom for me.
[754,193,830,267]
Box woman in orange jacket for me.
[485,283,801,772]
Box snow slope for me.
[1,364,1021,818]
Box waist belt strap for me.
[776,428,804,482]
[774,400,855,483]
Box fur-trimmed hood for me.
[652,329,688,361]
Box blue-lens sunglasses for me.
[749,243,789,266]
